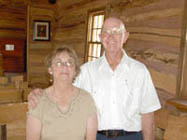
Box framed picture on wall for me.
[33,20,50,41]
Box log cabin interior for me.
[0,0,187,140]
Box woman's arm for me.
[85,113,98,140]
[26,115,42,140]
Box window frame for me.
[84,9,105,62]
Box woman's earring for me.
[49,72,53,82]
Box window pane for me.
[92,29,97,42]
[98,15,104,28]
[93,44,97,57]
[96,44,101,57]
[88,56,97,61]
[93,16,98,29]
[88,44,93,56]
[96,29,101,42]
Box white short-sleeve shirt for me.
[74,49,161,131]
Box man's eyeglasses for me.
[101,27,125,35]
[52,59,74,67]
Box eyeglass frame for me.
[100,27,126,36]
[52,59,75,68]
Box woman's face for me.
[49,51,76,84]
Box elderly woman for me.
[26,46,98,140]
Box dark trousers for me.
[96,131,143,140]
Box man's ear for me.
[123,32,129,43]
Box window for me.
[86,11,105,62]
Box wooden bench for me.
[0,88,22,103]
[10,75,24,90]
[0,102,27,140]
[154,108,168,140]
[0,77,8,87]
[164,114,187,140]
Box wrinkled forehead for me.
[102,18,126,31]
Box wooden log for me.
[58,0,108,10]
[127,27,180,37]
[31,7,55,17]
[124,8,182,24]
[126,39,179,54]
[150,68,176,95]
[0,30,26,39]
[129,33,180,48]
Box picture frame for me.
[33,20,50,41]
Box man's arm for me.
[85,113,98,140]
[28,88,43,109]
[26,115,41,140]
[141,112,154,140]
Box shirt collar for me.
[98,49,130,71]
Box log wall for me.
[55,0,185,106]
[0,1,27,39]
[120,0,184,106]
[27,1,56,87]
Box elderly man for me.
[29,17,161,140]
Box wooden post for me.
[26,3,31,84]
[177,0,187,99]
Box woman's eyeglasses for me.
[52,59,74,67]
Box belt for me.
[97,130,139,138]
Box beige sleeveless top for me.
[28,88,97,140]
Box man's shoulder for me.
[81,57,102,70]
[128,56,146,71]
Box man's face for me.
[100,18,128,54]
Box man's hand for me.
[28,88,43,109]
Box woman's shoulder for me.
[78,88,92,97]
[34,88,49,105]
[78,88,95,103]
